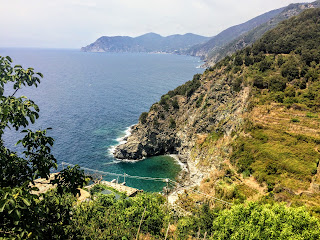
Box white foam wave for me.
[108,124,135,156]
[196,65,205,69]
[102,160,121,165]
[114,157,145,163]
[168,154,188,171]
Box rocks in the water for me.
[113,126,181,160]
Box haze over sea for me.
[1,48,204,192]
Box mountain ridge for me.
[81,32,211,53]
[203,0,320,65]
[184,7,285,59]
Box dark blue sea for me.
[0,48,204,191]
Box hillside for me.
[204,0,320,65]
[185,7,284,59]
[81,32,210,53]
[114,8,320,214]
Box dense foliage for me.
[175,202,320,239]
[167,73,201,98]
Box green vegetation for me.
[139,112,148,124]
[159,94,170,111]
[175,202,320,239]
[196,94,204,108]
[232,126,320,191]
[202,10,320,215]
[169,117,176,129]
[167,73,201,98]
[67,192,167,239]
[172,97,179,109]
[209,203,320,239]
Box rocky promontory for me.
[114,70,250,181]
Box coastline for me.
[168,154,188,173]
[109,124,136,157]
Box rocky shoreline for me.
[113,70,250,191]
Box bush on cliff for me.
[139,112,148,124]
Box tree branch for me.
[10,88,19,97]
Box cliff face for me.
[114,69,250,177]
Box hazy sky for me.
[0,0,313,48]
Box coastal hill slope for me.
[204,0,320,65]
[184,7,285,59]
[114,8,320,210]
[81,32,210,53]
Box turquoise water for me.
[0,48,204,192]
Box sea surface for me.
[0,48,204,192]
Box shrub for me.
[284,85,296,97]
[258,58,273,72]
[234,55,243,66]
[291,118,300,123]
[232,77,243,92]
[196,94,204,108]
[253,76,268,89]
[160,95,170,111]
[172,97,179,109]
[277,55,285,67]
[306,112,318,118]
[281,59,300,81]
[167,74,201,98]
[305,68,319,82]
[244,55,254,66]
[269,76,287,92]
[153,119,160,128]
[233,66,241,73]
[273,92,285,103]
[139,112,148,124]
[169,118,176,129]
[211,203,320,239]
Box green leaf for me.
[30,114,35,124]
[0,200,8,212]
[5,56,12,62]
[37,72,43,78]
[22,198,31,207]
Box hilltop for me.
[81,32,210,53]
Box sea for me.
[0,48,204,192]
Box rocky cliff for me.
[114,69,250,183]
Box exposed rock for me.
[114,69,250,186]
